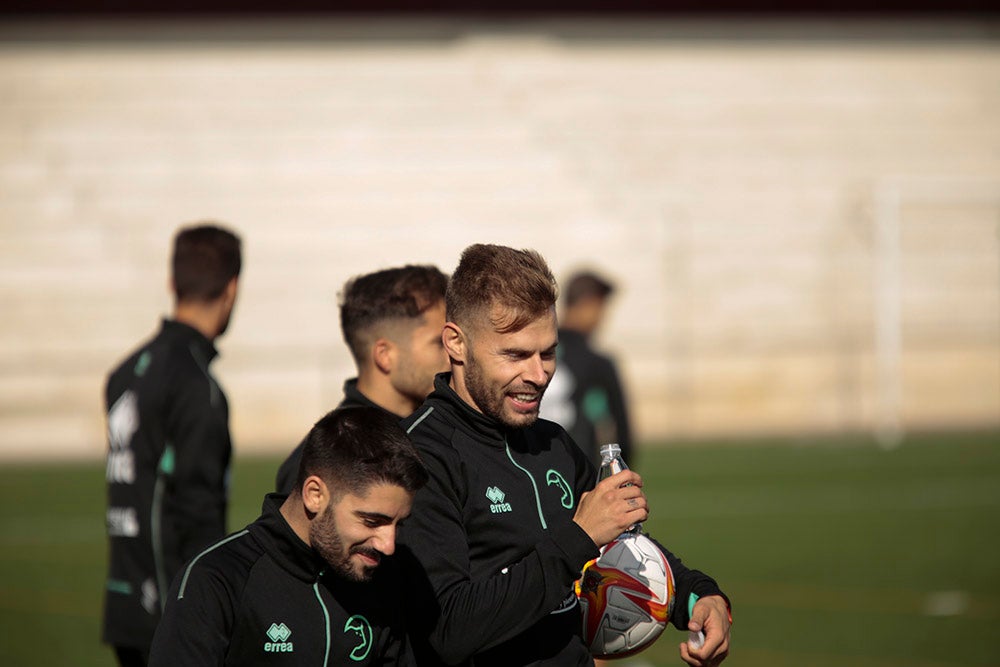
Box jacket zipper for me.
[313,571,332,667]
[504,437,547,530]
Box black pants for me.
[114,645,148,667]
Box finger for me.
[601,469,642,489]
[688,604,709,630]
[622,498,649,522]
[622,492,647,508]
[619,483,647,500]
[697,626,724,657]
[678,640,704,667]
[627,503,649,521]
[699,613,730,665]
[614,469,643,487]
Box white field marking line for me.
[923,590,971,617]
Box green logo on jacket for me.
[345,614,372,661]
[264,622,294,652]
[546,470,573,509]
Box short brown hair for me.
[340,265,448,363]
[171,223,242,302]
[447,244,557,334]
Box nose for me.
[523,354,550,387]
[372,526,397,556]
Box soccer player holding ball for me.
[397,244,731,667]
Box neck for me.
[448,366,482,416]
[559,314,593,337]
[174,301,221,341]
[356,373,415,418]
[279,495,312,546]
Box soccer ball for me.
[576,533,674,659]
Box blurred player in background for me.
[149,407,430,666]
[540,269,633,466]
[274,264,448,494]
[102,223,242,667]
[398,244,731,667]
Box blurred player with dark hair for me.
[275,264,448,494]
[540,269,633,466]
[102,223,242,666]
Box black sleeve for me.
[383,548,440,667]
[645,534,729,631]
[163,371,230,571]
[148,557,234,667]
[398,446,599,665]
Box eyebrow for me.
[499,342,557,355]
[355,510,393,523]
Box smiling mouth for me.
[353,549,381,567]
[509,392,540,408]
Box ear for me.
[301,475,330,516]
[442,322,467,363]
[223,277,238,307]
[372,338,396,374]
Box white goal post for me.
[872,176,1000,447]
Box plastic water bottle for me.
[597,443,627,481]
[598,443,639,534]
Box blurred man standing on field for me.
[102,223,242,667]
[274,264,449,494]
[540,270,633,467]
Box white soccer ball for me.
[576,532,675,659]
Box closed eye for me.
[357,512,392,528]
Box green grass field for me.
[1,431,998,666]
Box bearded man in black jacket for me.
[398,243,732,667]
[149,407,430,667]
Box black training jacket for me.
[149,494,418,666]
[540,328,634,466]
[102,319,232,651]
[274,378,382,495]
[398,373,726,667]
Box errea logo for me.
[264,622,293,653]
[486,486,512,514]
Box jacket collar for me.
[427,372,508,447]
[250,494,327,582]
[160,318,219,364]
[340,378,389,412]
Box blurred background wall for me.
[1,15,998,461]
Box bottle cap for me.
[599,443,621,459]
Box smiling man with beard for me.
[149,407,430,667]
[398,244,732,667]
